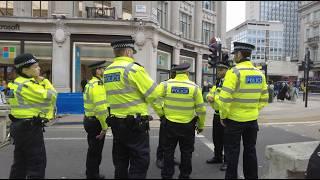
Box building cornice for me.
[0,17,210,53]
[298,1,320,13]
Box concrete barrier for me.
[0,104,10,144]
[264,141,320,179]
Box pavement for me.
[0,94,320,179]
[52,94,320,127]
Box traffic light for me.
[208,40,221,68]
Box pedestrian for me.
[306,143,320,179]
[217,42,269,179]
[277,82,288,101]
[83,61,109,179]
[288,81,298,103]
[153,63,206,179]
[7,53,57,179]
[156,64,180,169]
[103,39,158,179]
[206,62,229,171]
[268,80,274,103]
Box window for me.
[180,12,191,39]
[157,50,171,83]
[314,10,320,21]
[180,56,195,81]
[202,21,214,44]
[0,1,13,16]
[157,1,168,29]
[32,1,48,17]
[73,42,113,92]
[314,26,319,37]
[202,1,214,11]
[306,29,310,39]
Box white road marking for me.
[196,134,215,153]
[260,120,320,126]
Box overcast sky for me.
[226,1,246,32]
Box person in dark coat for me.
[277,82,288,101]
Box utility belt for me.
[160,116,198,128]
[214,110,220,115]
[8,114,48,132]
[84,116,98,121]
[106,113,152,132]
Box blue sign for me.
[246,75,262,84]
[104,72,121,83]
[171,87,189,94]
[75,47,81,92]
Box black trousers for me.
[83,117,105,178]
[212,114,226,161]
[111,118,150,179]
[224,119,258,179]
[9,120,46,179]
[156,118,166,160]
[161,120,196,179]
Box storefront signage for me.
[136,5,146,13]
[183,44,195,51]
[0,24,20,31]
[0,47,16,59]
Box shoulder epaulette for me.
[133,62,144,67]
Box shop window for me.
[73,42,114,92]
[32,1,48,17]
[0,41,20,82]
[24,41,52,81]
[156,50,171,84]
[0,1,13,16]
[180,56,195,82]
[180,12,191,39]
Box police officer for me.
[153,63,206,179]
[156,64,180,169]
[104,39,159,179]
[206,62,229,171]
[217,42,269,179]
[83,61,109,179]
[7,53,57,179]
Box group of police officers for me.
[6,39,268,179]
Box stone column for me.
[82,1,94,18]
[13,1,32,17]
[52,19,71,92]
[196,52,203,86]
[194,1,203,43]
[111,1,123,19]
[173,45,181,65]
[170,1,180,35]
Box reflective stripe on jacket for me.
[8,76,57,119]
[84,76,108,130]
[154,74,206,129]
[103,56,158,118]
[217,61,269,122]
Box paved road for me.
[0,122,317,179]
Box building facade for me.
[246,1,299,60]
[226,20,298,81]
[298,1,320,80]
[0,1,226,92]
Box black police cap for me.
[14,53,39,69]
[231,41,255,54]
[172,63,190,73]
[111,39,137,54]
[88,61,107,69]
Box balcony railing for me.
[85,7,115,19]
[307,36,320,44]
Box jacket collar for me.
[113,56,134,63]
[174,73,189,81]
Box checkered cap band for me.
[15,58,37,68]
[112,43,135,49]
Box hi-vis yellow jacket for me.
[103,56,159,118]
[217,60,269,122]
[83,76,108,130]
[206,79,223,113]
[153,74,206,129]
[8,76,57,120]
